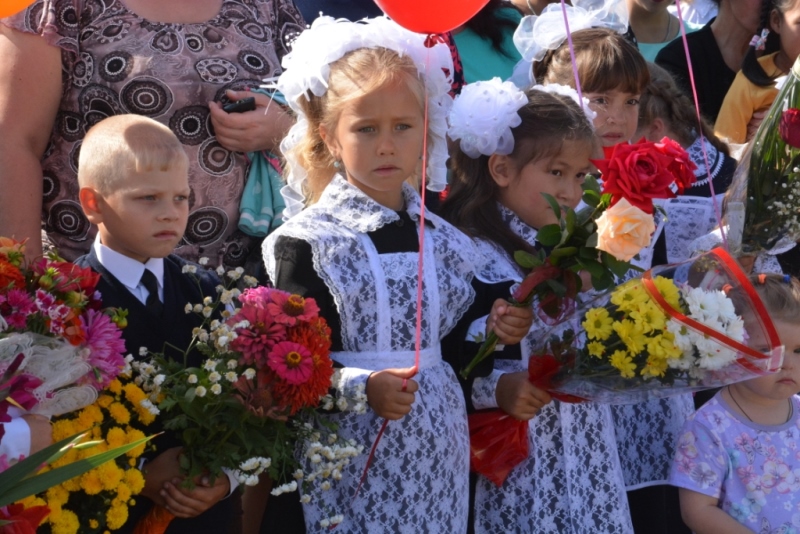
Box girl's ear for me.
[319,123,340,161]
[771,9,782,34]
[488,154,515,188]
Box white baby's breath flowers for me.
[202,306,213,318]
[203,296,213,305]
[139,346,148,356]
[243,275,259,287]
[300,494,311,504]
[227,269,243,281]
[195,386,207,397]
[216,266,226,276]
[193,304,203,313]
[187,374,198,384]
[203,359,219,371]
[153,374,166,386]
[199,257,209,266]
[184,303,193,314]
[208,371,221,383]
[320,481,331,491]
[293,469,304,480]
[225,371,238,382]
[243,368,256,380]
[182,264,197,274]
[227,359,238,370]
[140,399,160,415]
[210,384,222,395]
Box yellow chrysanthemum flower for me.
[108,402,131,425]
[653,276,683,311]
[46,485,71,507]
[630,301,667,334]
[89,519,100,529]
[587,341,605,358]
[647,333,684,360]
[583,307,614,340]
[106,502,129,530]
[123,383,146,405]
[136,406,157,426]
[80,470,104,495]
[62,476,81,493]
[610,350,637,378]
[610,279,648,313]
[106,427,127,448]
[98,461,124,492]
[52,419,77,442]
[108,379,123,395]
[641,354,669,378]
[117,482,133,502]
[51,508,80,534]
[96,394,114,409]
[613,319,647,354]
[124,467,146,494]
[125,428,147,458]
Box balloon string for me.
[350,37,431,507]
[673,0,727,250]
[559,0,583,105]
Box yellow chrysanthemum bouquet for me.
[18,360,156,534]
[529,247,784,403]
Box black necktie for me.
[140,269,163,317]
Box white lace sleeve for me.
[331,367,372,412]
[472,369,506,410]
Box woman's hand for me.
[208,89,294,153]
[162,473,230,518]
[366,367,419,420]
[495,371,552,420]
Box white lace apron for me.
[470,205,635,534]
[264,177,475,533]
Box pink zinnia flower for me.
[79,309,126,389]
[267,341,313,385]
[2,289,34,330]
[266,290,320,326]
[230,287,287,366]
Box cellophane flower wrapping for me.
[0,238,127,425]
[133,269,362,531]
[742,56,800,255]
[529,247,783,403]
[17,363,155,534]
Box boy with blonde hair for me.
[75,115,236,533]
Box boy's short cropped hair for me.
[77,114,189,194]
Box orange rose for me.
[595,198,656,261]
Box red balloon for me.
[374,0,491,34]
[0,0,35,18]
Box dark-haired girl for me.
[442,79,634,534]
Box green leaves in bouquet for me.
[0,431,152,507]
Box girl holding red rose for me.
[530,25,695,534]
[441,79,635,534]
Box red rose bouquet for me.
[133,272,360,533]
[0,238,127,429]
[740,56,800,254]
[461,138,696,378]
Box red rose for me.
[656,137,697,195]
[780,108,800,149]
[592,139,679,214]
[0,503,51,534]
[33,259,101,294]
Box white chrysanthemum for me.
[203,359,219,371]
[210,383,222,395]
[195,386,207,397]
[199,257,209,266]
[187,374,198,384]
[225,371,238,382]
[208,371,221,383]
[244,368,256,380]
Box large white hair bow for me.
[276,16,454,220]
[513,0,629,64]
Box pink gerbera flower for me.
[267,341,313,385]
[266,290,320,326]
[80,309,126,389]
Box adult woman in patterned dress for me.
[0,0,303,272]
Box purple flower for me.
[79,309,126,389]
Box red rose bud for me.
[780,108,800,149]
[656,137,697,195]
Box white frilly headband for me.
[448,78,596,158]
[513,0,629,64]
[276,16,454,220]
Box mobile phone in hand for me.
[222,97,256,113]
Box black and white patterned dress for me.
[264,176,476,533]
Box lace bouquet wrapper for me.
[528,247,783,403]
[133,273,361,533]
[741,56,800,255]
[0,238,127,422]
[461,137,697,379]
